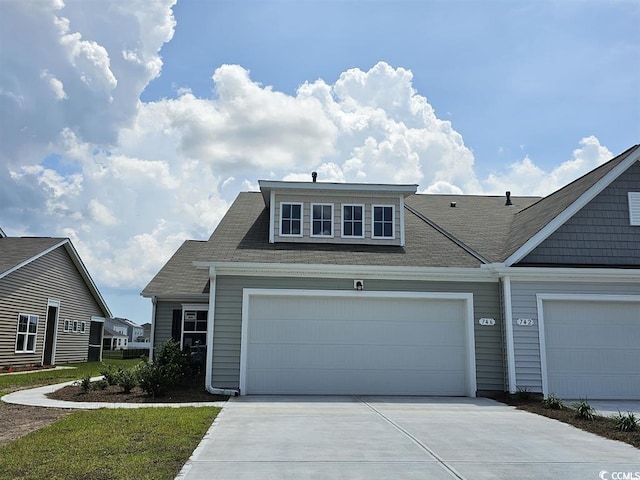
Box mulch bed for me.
[492,393,639,449]
[47,382,228,404]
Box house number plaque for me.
[478,318,495,326]
[517,318,535,326]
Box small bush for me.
[99,365,119,386]
[541,394,565,410]
[515,387,533,401]
[572,399,596,420]
[92,379,108,391]
[613,411,638,432]
[138,340,186,398]
[75,375,92,393]
[115,368,138,394]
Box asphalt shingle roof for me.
[0,237,65,276]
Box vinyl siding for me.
[0,246,105,366]
[274,192,402,246]
[153,299,208,349]
[211,276,504,393]
[510,281,639,392]
[520,161,640,266]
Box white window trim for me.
[279,202,304,238]
[371,204,396,239]
[628,192,640,226]
[63,319,71,332]
[341,203,365,239]
[310,203,334,238]
[181,303,209,349]
[15,313,38,353]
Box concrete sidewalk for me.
[177,396,640,480]
[1,379,227,409]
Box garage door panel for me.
[243,293,472,396]
[543,299,640,400]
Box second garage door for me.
[541,297,640,400]
[240,290,475,396]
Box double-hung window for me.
[342,204,364,238]
[183,309,208,348]
[311,203,333,237]
[280,203,303,236]
[372,205,394,238]
[15,314,38,353]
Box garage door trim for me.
[537,293,640,397]
[240,289,477,396]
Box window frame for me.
[81,321,86,334]
[182,305,209,349]
[63,319,71,332]
[279,202,304,237]
[371,204,395,239]
[73,320,79,333]
[15,313,38,353]
[341,204,365,239]
[310,203,334,238]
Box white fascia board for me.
[505,149,640,266]
[269,189,275,243]
[193,261,496,282]
[489,265,640,283]
[144,293,210,301]
[258,180,418,196]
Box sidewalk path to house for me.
[176,396,640,480]
[1,379,227,409]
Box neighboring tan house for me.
[0,234,111,366]
[142,145,639,399]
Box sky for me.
[0,0,639,325]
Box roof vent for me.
[450,201,456,208]
[311,171,317,183]
[505,191,512,206]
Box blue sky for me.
[0,0,638,323]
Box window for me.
[63,319,71,332]
[311,203,333,237]
[280,203,303,236]
[73,320,79,333]
[15,314,38,353]
[372,205,394,238]
[629,192,640,226]
[81,321,86,334]
[342,204,364,238]
[183,309,208,348]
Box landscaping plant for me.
[541,394,564,410]
[613,411,638,432]
[114,367,138,394]
[99,364,119,386]
[137,340,187,398]
[572,399,596,420]
[76,375,92,394]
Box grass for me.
[0,406,220,480]
[0,359,141,397]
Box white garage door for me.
[542,298,640,399]
[240,290,475,396]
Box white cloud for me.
[41,70,68,100]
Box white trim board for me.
[239,288,477,397]
[536,293,640,397]
[505,148,640,266]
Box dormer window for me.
[372,205,394,239]
[311,203,333,237]
[342,204,364,238]
[281,203,303,237]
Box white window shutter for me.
[629,192,640,226]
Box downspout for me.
[205,266,239,396]
[149,296,157,362]
[502,276,517,393]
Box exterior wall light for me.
[354,280,364,291]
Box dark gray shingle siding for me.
[519,160,640,266]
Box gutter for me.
[206,385,239,396]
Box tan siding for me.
[211,276,504,392]
[0,246,104,366]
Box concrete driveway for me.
[177,396,640,480]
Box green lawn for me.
[0,406,220,480]
[0,359,141,396]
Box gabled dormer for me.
[259,179,417,246]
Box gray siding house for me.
[143,144,639,399]
[0,234,111,367]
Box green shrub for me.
[75,375,92,393]
[613,411,638,432]
[92,379,108,391]
[541,394,565,410]
[572,399,596,420]
[138,341,186,398]
[115,367,138,394]
[99,365,119,386]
